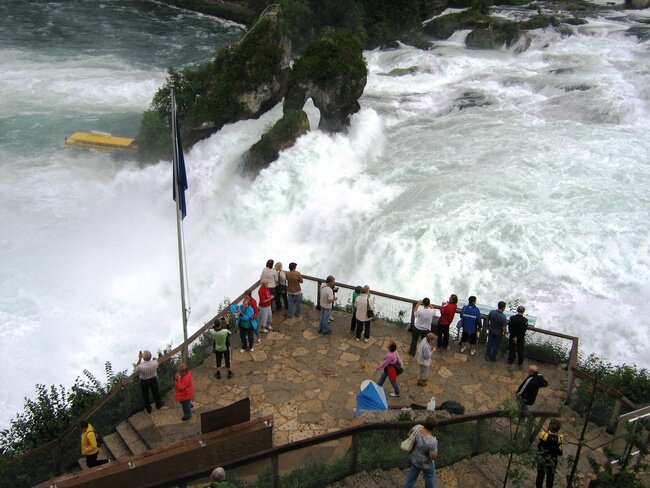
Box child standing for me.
[174,363,195,421]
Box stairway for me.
[77,411,166,469]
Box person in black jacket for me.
[516,365,548,412]
[508,305,528,366]
[536,419,563,488]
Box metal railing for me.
[5,274,641,486]
[158,409,558,487]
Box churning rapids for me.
[0,0,648,426]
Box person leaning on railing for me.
[285,262,303,318]
[437,294,458,350]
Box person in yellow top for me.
[535,419,563,488]
[79,420,108,468]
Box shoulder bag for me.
[366,296,374,318]
[400,425,423,452]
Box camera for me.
[332,286,339,293]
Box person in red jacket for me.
[258,279,274,333]
[174,362,195,421]
[437,294,458,350]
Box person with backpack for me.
[459,296,482,356]
[274,262,288,310]
[350,285,362,332]
[403,415,438,488]
[535,419,563,488]
[206,316,233,379]
[376,341,402,397]
[79,420,108,468]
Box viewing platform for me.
[22,276,646,488]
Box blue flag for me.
[173,117,188,219]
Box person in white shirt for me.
[416,333,436,386]
[409,298,439,356]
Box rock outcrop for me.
[137,8,291,161]
[242,30,367,175]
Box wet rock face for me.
[242,31,368,175]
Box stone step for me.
[76,445,111,470]
[128,410,166,449]
[115,419,149,455]
[103,431,131,460]
[366,468,401,487]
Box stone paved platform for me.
[149,306,566,445]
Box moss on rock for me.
[138,12,290,161]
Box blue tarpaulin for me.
[355,380,388,417]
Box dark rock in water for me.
[423,10,489,40]
[242,31,367,175]
[386,66,420,77]
[550,67,575,74]
[564,17,588,25]
[284,31,367,134]
[455,90,492,110]
[563,84,591,92]
[241,110,310,176]
[625,26,650,42]
[627,0,650,8]
[466,26,520,49]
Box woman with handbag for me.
[354,285,374,342]
[375,340,401,397]
[403,415,439,488]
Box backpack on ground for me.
[439,400,465,415]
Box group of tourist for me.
[80,263,562,488]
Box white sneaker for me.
[257,338,262,343]
[364,338,369,343]
[240,349,245,353]
[389,393,401,397]
[470,349,476,356]
[460,346,467,353]
[262,328,269,333]
[267,325,273,331]
[250,347,254,352]
[356,338,360,342]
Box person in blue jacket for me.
[459,296,482,356]
[236,297,256,353]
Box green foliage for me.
[160,0,257,25]
[138,16,286,159]
[579,354,650,405]
[290,28,367,90]
[471,0,493,15]
[525,339,569,365]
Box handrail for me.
[4,284,258,466]
[160,408,559,487]
[571,367,638,410]
[300,274,580,403]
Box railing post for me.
[565,338,578,404]
[472,419,487,456]
[271,453,279,488]
[350,433,359,475]
[409,302,416,331]
[316,280,323,309]
[607,398,622,435]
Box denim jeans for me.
[404,463,435,488]
[485,333,503,361]
[319,307,332,333]
[287,293,302,317]
[180,399,192,420]
[378,370,401,395]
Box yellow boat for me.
[65,131,139,153]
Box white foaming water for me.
[1,3,649,427]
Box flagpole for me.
[171,89,189,363]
